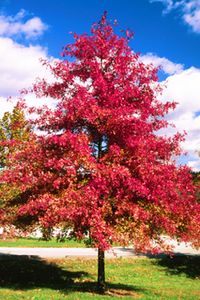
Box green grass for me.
[0,237,86,248]
[0,254,199,299]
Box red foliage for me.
[1,14,199,252]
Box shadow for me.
[115,247,135,254]
[66,281,143,296]
[0,254,87,291]
[151,254,200,279]
[0,254,144,296]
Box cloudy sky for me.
[0,0,200,170]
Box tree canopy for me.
[0,13,199,253]
[0,105,32,235]
[0,105,31,168]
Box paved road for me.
[0,247,136,258]
[0,241,199,258]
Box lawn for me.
[0,237,86,248]
[0,255,199,299]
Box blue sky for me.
[1,0,200,169]
[1,0,200,69]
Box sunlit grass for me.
[0,237,85,248]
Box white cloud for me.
[0,12,54,118]
[161,67,200,118]
[0,37,52,98]
[187,159,200,171]
[150,0,182,13]
[183,3,200,33]
[0,9,48,38]
[159,66,200,170]
[150,0,200,33]
[141,53,184,75]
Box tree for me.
[191,171,200,204]
[0,13,200,292]
[0,106,32,236]
[0,105,31,168]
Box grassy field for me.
[0,255,199,299]
[0,237,86,248]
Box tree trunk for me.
[97,247,106,293]
[97,136,106,293]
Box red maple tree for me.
[1,13,200,291]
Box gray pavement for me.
[0,247,135,258]
[0,240,199,258]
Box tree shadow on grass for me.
[0,254,84,290]
[0,254,144,297]
[151,254,200,279]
